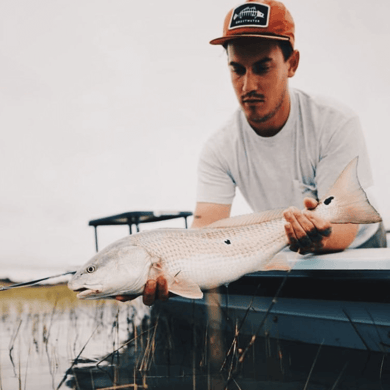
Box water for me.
[0,284,389,389]
[0,284,149,390]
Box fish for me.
[68,157,382,301]
[234,7,264,20]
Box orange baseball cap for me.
[210,0,295,49]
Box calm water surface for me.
[0,284,389,389]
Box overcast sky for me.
[1,0,389,272]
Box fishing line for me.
[0,271,77,291]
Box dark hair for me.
[224,39,294,61]
[278,40,294,61]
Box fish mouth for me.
[72,287,103,299]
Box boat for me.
[89,210,192,251]
[88,212,390,352]
[159,248,390,353]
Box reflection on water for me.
[0,284,390,389]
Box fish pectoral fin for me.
[259,253,292,271]
[149,261,165,279]
[149,262,203,299]
[168,274,203,299]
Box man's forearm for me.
[283,200,359,255]
[317,223,358,253]
[191,202,232,228]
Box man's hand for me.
[283,197,333,254]
[115,276,169,306]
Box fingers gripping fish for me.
[68,158,381,301]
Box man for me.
[117,0,386,305]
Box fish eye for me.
[86,266,96,273]
[324,196,334,206]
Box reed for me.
[0,283,389,389]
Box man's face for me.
[227,39,298,136]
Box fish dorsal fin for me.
[149,262,203,299]
[319,157,382,224]
[203,208,285,229]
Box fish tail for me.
[316,157,382,224]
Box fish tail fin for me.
[316,157,382,224]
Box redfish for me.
[68,158,381,301]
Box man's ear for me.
[287,50,300,78]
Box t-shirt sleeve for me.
[196,143,236,205]
[315,115,374,199]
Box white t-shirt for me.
[196,88,378,248]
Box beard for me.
[249,88,286,124]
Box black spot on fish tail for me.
[224,239,231,245]
[324,196,334,205]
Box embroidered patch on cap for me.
[229,2,270,30]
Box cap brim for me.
[209,34,290,46]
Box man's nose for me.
[242,71,257,93]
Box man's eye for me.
[231,66,245,75]
[254,65,270,74]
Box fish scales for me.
[129,218,288,289]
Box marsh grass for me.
[0,284,141,389]
[0,284,390,389]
